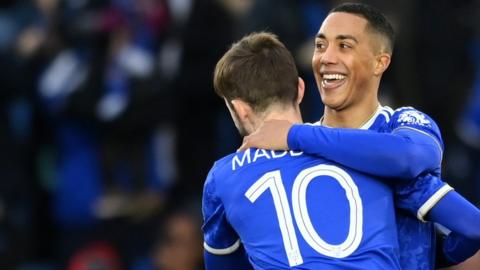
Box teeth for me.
[323,74,345,80]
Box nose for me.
[320,45,338,65]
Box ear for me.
[374,53,391,76]
[297,77,305,105]
[230,99,253,122]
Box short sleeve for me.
[395,174,454,222]
[390,107,444,153]
[202,165,240,255]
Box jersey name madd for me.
[231,149,303,171]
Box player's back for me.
[203,148,401,270]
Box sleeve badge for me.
[397,110,431,127]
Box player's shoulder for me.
[207,152,238,180]
[388,106,443,143]
[215,152,238,169]
[391,106,435,126]
[387,106,440,132]
[203,153,238,200]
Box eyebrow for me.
[316,33,358,43]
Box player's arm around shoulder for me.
[239,107,443,179]
[283,106,443,179]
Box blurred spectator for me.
[440,0,480,205]
[68,241,123,270]
[152,207,203,270]
[0,0,58,267]
[171,0,236,197]
[91,0,172,221]
[452,39,480,204]
[12,0,176,268]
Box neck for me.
[251,106,303,133]
[322,99,380,128]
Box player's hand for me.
[238,119,293,151]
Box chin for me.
[323,99,351,111]
[321,95,342,109]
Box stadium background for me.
[0,0,478,269]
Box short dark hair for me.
[213,32,299,113]
[330,2,395,53]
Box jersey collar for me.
[317,104,383,130]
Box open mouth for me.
[321,73,346,89]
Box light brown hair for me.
[213,32,299,113]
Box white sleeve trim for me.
[417,184,454,222]
[392,126,444,157]
[204,239,240,255]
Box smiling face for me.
[312,12,383,112]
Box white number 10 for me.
[245,164,363,267]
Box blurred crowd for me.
[0,0,478,269]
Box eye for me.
[315,42,326,50]
[340,43,352,49]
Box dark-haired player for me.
[238,3,480,270]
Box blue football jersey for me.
[280,105,453,269]
[203,149,403,269]
[364,106,452,270]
